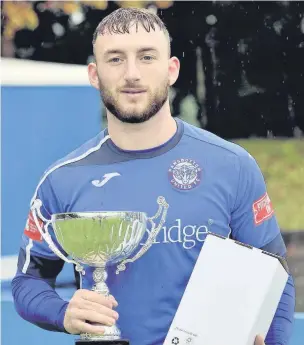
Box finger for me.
[255,335,265,345]
[82,300,119,320]
[80,290,114,308]
[74,308,116,327]
[72,319,105,335]
[109,295,118,307]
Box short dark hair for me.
[92,7,171,56]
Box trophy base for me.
[75,340,129,345]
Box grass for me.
[234,139,304,231]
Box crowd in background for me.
[2,1,304,139]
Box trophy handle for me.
[115,196,169,274]
[31,199,85,275]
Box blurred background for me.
[1,1,303,345]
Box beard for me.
[98,76,169,124]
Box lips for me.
[121,89,146,94]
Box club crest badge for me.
[169,159,202,190]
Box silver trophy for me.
[31,196,169,344]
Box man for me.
[12,7,295,345]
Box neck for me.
[106,101,177,151]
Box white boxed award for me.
[164,233,289,345]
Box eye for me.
[141,55,155,62]
[108,57,122,63]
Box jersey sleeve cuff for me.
[55,299,69,332]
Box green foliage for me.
[234,139,304,231]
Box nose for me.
[124,60,141,83]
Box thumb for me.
[255,335,265,345]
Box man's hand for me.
[63,289,119,335]
[255,335,265,345]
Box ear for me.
[168,56,180,87]
[88,62,100,90]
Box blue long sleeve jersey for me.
[12,119,295,345]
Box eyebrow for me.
[104,47,159,56]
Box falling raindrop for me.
[69,10,85,26]
[206,14,217,25]
[52,23,65,37]
[273,20,283,35]
[301,17,304,34]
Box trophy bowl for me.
[52,211,148,267]
[31,197,169,344]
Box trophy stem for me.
[80,266,121,342]
[92,267,109,296]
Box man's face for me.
[89,24,179,124]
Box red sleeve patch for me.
[24,211,43,241]
[252,192,274,225]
